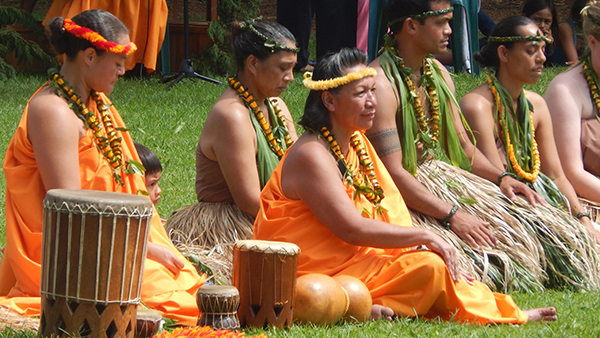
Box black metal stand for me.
[162,0,221,89]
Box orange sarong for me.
[43,0,169,72]
[254,132,528,325]
[0,86,205,325]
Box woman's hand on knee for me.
[426,235,460,283]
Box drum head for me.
[234,240,300,255]
[44,189,153,217]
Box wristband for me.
[497,172,516,186]
[442,205,459,230]
[574,212,590,220]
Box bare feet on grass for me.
[371,304,395,321]
[523,307,557,322]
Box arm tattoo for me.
[366,128,402,157]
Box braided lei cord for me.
[49,72,140,185]
[487,75,540,182]
[228,77,293,159]
[320,127,385,214]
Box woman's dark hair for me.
[521,0,558,43]
[299,48,368,133]
[385,0,451,34]
[47,9,129,60]
[232,20,297,72]
[474,15,536,69]
[135,142,162,176]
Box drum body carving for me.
[232,240,300,329]
[40,189,153,338]
[196,285,240,330]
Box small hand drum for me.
[232,240,300,329]
[40,189,153,338]
[196,285,240,330]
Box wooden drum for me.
[232,240,300,329]
[40,189,153,338]
[196,285,240,330]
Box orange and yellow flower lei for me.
[397,56,440,143]
[488,76,540,182]
[51,72,123,168]
[63,18,137,55]
[153,326,267,338]
[582,54,600,115]
[228,77,293,159]
[320,127,385,212]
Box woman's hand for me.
[425,234,460,282]
[146,242,185,275]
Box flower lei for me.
[49,71,140,185]
[581,52,600,117]
[154,326,268,338]
[487,75,540,183]
[227,77,293,159]
[302,67,377,91]
[387,6,454,28]
[320,127,385,214]
[63,18,137,55]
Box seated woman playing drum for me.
[253,47,557,323]
[0,9,204,325]
[166,19,298,256]
[459,15,600,244]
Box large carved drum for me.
[232,240,300,329]
[40,189,153,338]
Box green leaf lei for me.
[378,40,472,175]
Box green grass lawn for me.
[0,66,596,337]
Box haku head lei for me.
[62,18,137,55]
[387,6,454,28]
[240,17,300,54]
[487,32,551,45]
[303,67,377,91]
[582,5,600,26]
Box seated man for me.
[367,0,600,290]
[254,47,557,323]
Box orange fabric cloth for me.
[43,0,168,72]
[0,85,204,325]
[254,132,528,324]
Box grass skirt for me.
[414,160,600,292]
[165,202,254,284]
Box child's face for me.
[145,171,162,205]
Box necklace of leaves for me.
[320,127,385,214]
[49,71,143,185]
[228,76,293,159]
[582,53,600,119]
[487,75,540,182]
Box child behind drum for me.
[134,142,162,206]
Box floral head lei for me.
[487,33,551,45]
[302,67,377,91]
[240,17,300,54]
[62,18,137,55]
[387,6,454,29]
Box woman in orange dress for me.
[0,9,203,325]
[254,47,556,323]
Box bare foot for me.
[371,304,394,321]
[523,307,557,322]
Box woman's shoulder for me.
[28,86,77,123]
[207,90,252,124]
[460,83,492,112]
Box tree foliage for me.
[194,0,262,76]
[0,6,56,80]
